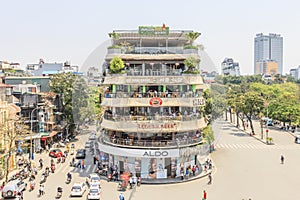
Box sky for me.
[1,0,300,75]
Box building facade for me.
[27,60,78,76]
[254,33,283,75]
[99,26,209,181]
[0,84,20,175]
[290,66,300,80]
[255,59,278,75]
[221,58,240,76]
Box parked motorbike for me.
[51,165,55,173]
[107,173,113,182]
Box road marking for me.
[73,167,79,172]
[92,165,97,173]
[61,164,70,173]
[86,165,91,173]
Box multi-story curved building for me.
[99,26,208,180]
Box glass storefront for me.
[100,152,199,180]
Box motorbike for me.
[40,174,46,184]
[66,177,71,184]
[56,187,63,199]
[57,157,61,164]
[61,157,65,163]
[69,161,75,167]
[29,181,35,191]
[107,173,113,182]
[51,165,55,173]
[137,177,141,186]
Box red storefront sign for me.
[149,97,162,107]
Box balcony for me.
[100,117,207,133]
[103,113,202,122]
[100,135,203,149]
[104,91,202,98]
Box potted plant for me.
[266,137,273,144]
[183,56,200,74]
[108,32,122,54]
[184,32,201,54]
[109,57,126,75]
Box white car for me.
[70,182,87,197]
[86,173,101,186]
[89,134,97,140]
[85,141,92,148]
[87,187,101,200]
[2,179,27,198]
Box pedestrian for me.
[77,160,81,168]
[203,190,207,200]
[281,155,284,164]
[208,173,212,184]
[180,168,184,180]
[39,158,43,169]
[82,159,85,169]
[192,166,196,176]
[119,192,125,200]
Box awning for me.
[16,133,43,141]
[41,131,58,139]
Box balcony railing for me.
[100,135,203,149]
[127,47,184,54]
[104,91,202,98]
[126,68,183,76]
[103,113,202,122]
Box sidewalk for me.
[225,113,297,145]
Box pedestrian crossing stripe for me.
[215,143,300,150]
[86,165,91,172]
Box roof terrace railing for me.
[100,135,203,149]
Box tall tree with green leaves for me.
[49,72,77,125]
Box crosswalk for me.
[215,143,300,150]
[52,162,98,174]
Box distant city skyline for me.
[1,0,300,75]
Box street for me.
[19,126,132,200]
[130,118,300,200]
[8,118,300,200]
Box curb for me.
[227,121,268,145]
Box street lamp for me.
[30,107,40,161]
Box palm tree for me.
[108,32,120,40]
[185,32,201,45]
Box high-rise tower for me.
[254,33,283,75]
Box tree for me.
[185,32,201,45]
[203,85,226,123]
[49,72,77,125]
[120,41,132,53]
[108,32,120,40]
[2,116,29,183]
[203,125,214,151]
[183,56,200,73]
[109,57,125,74]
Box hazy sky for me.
[1,0,300,74]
